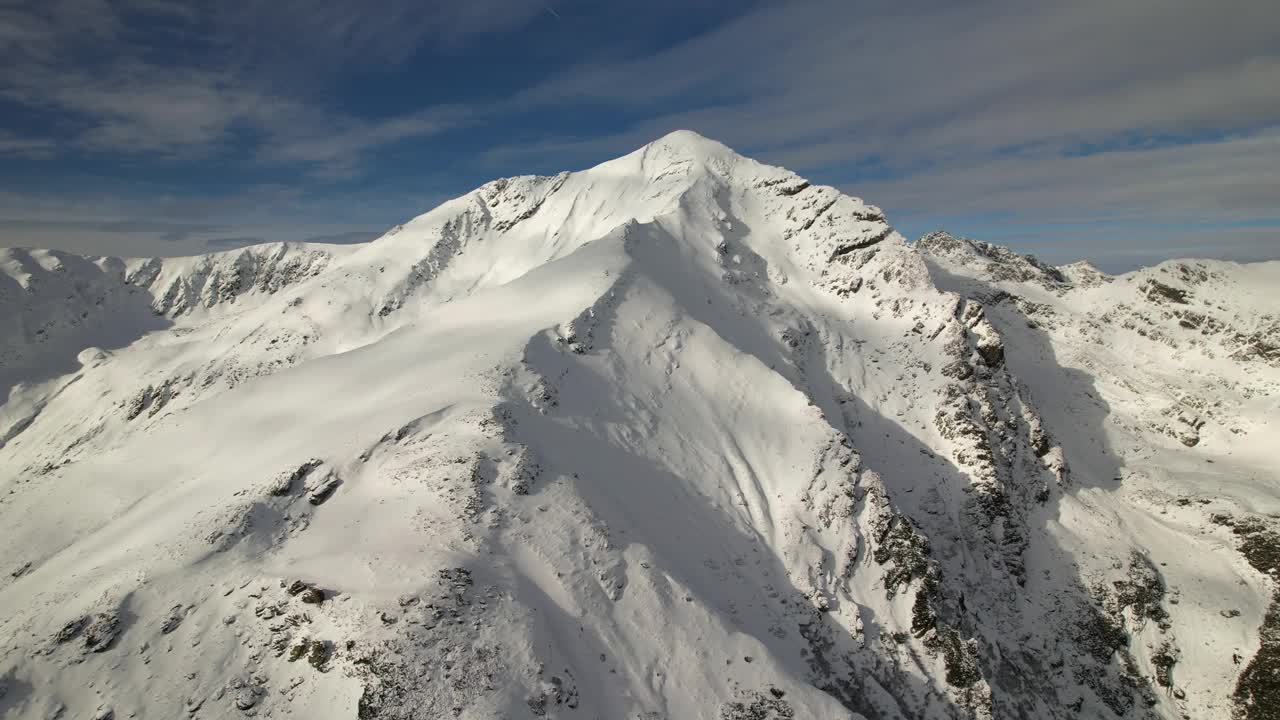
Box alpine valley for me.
[1,131,1277,720]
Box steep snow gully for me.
[1,131,1278,720]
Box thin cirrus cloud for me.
[176,230,386,252]
[498,0,1279,146]
[0,131,57,157]
[217,0,556,64]
[490,0,1280,171]
[0,0,517,164]
[0,182,404,257]
[0,0,1276,269]
[0,218,225,238]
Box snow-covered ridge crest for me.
[1,132,1278,720]
[360,129,908,312]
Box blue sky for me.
[1,0,1277,271]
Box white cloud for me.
[0,181,441,257]
[854,131,1280,220]
[0,0,548,172]
[498,0,1280,158]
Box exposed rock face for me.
[127,243,333,317]
[270,459,323,496]
[1,131,1276,720]
[1211,514,1280,720]
[917,231,1067,287]
[51,612,121,654]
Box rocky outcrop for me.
[917,231,1067,288]
[127,243,332,317]
[1212,514,1280,720]
[53,611,121,654]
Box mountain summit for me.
[1,135,1277,720]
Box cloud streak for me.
[856,132,1280,220]
[489,0,1280,161]
[0,0,540,172]
[0,182,418,257]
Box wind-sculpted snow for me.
[1,132,1277,720]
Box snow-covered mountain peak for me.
[916,230,1068,290]
[332,133,911,327]
[1057,259,1111,287]
[2,136,1278,720]
[630,128,740,175]
[644,127,732,155]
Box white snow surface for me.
[1,131,1277,720]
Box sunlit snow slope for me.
[1,131,1277,720]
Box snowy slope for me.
[1,132,1277,720]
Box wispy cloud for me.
[0,217,225,237]
[855,131,1280,221]
[216,0,554,65]
[0,176,440,257]
[203,235,265,250]
[300,230,382,245]
[258,106,473,178]
[0,0,546,173]
[492,0,1280,163]
[0,130,57,157]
